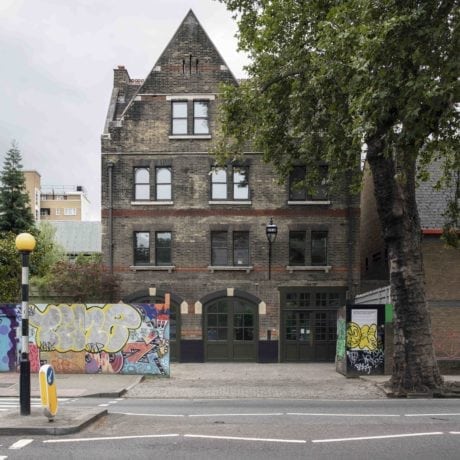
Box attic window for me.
[170,100,210,136]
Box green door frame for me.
[200,290,261,362]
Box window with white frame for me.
[134,167,150,200]
[171,101,188,134]
[64,208,77,216]
[170,99,210,136]
[211,166,249,201]
[193,101,209,134]
[211,168,227,199]
[155,167,172,200]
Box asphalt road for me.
[1,397,460,459]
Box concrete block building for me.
[101,10,360,362]
[23,171,90,222]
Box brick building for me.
[101,10,360,362]
[359,161,460,370]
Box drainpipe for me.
[346,172,355,302]
[107,161,114,274]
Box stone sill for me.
[286,265,332,273]
[209,200,252,205]
[168,135,211,140]
[208,266,253,273]
[130,265,175,273]
[287,200,331,205]
[131,201,174,206]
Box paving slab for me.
[0,373,144,398]
[0,406,107,435]
[126,363,387,400]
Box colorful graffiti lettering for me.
[29,303,142,353]
[346,322,378,351]
[0,302,170,376]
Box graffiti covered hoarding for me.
[346,306,384,375]
[0,305,20,372]
[0,301,170,376]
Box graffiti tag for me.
[30,303,142,353]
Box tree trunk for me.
[367,139,443,396]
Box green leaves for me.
[218,0,459,221]
[0,142,35,234]
[0,232,21,302]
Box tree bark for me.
[367,137,443,396]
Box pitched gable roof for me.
[416,161,456,230]
[138,9,237,94]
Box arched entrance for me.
[201,290,260,362]
[123,289,182,362]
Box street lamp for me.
[15,232,36,416]
[265,217,278,280]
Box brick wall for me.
[100,11,361,356]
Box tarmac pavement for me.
[0,363,458,435]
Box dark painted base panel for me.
[177,340,279,363]
[179,340,204,362]
[258,340,279,363]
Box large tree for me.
[0,142,35,233]
[217,0,459,396]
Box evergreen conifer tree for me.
[0,142,34,233]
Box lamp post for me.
[265,217,278,280]
[15,232,36,416]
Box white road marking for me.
[111,412,185,417]
[405,413,460,417]
[115,398,124,401]
[184,434,306,444]
[450,432,460,434]
[0,455,8,459]
[9,439,34,450]
[108,401,118,404]
[43,434,180,444]
[288,412,400,417]
[98,404,110,407]
[312,432,444,443]
[189,413,284,417]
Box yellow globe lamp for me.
[15,233,37,252]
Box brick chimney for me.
[113,65,130,88]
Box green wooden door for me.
[205,298,257,361]
[282,310,337,362]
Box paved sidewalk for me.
[127,363,388,400]
[1,364,458,435]
[0,372,143,398]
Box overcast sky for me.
[0,0,248,220]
